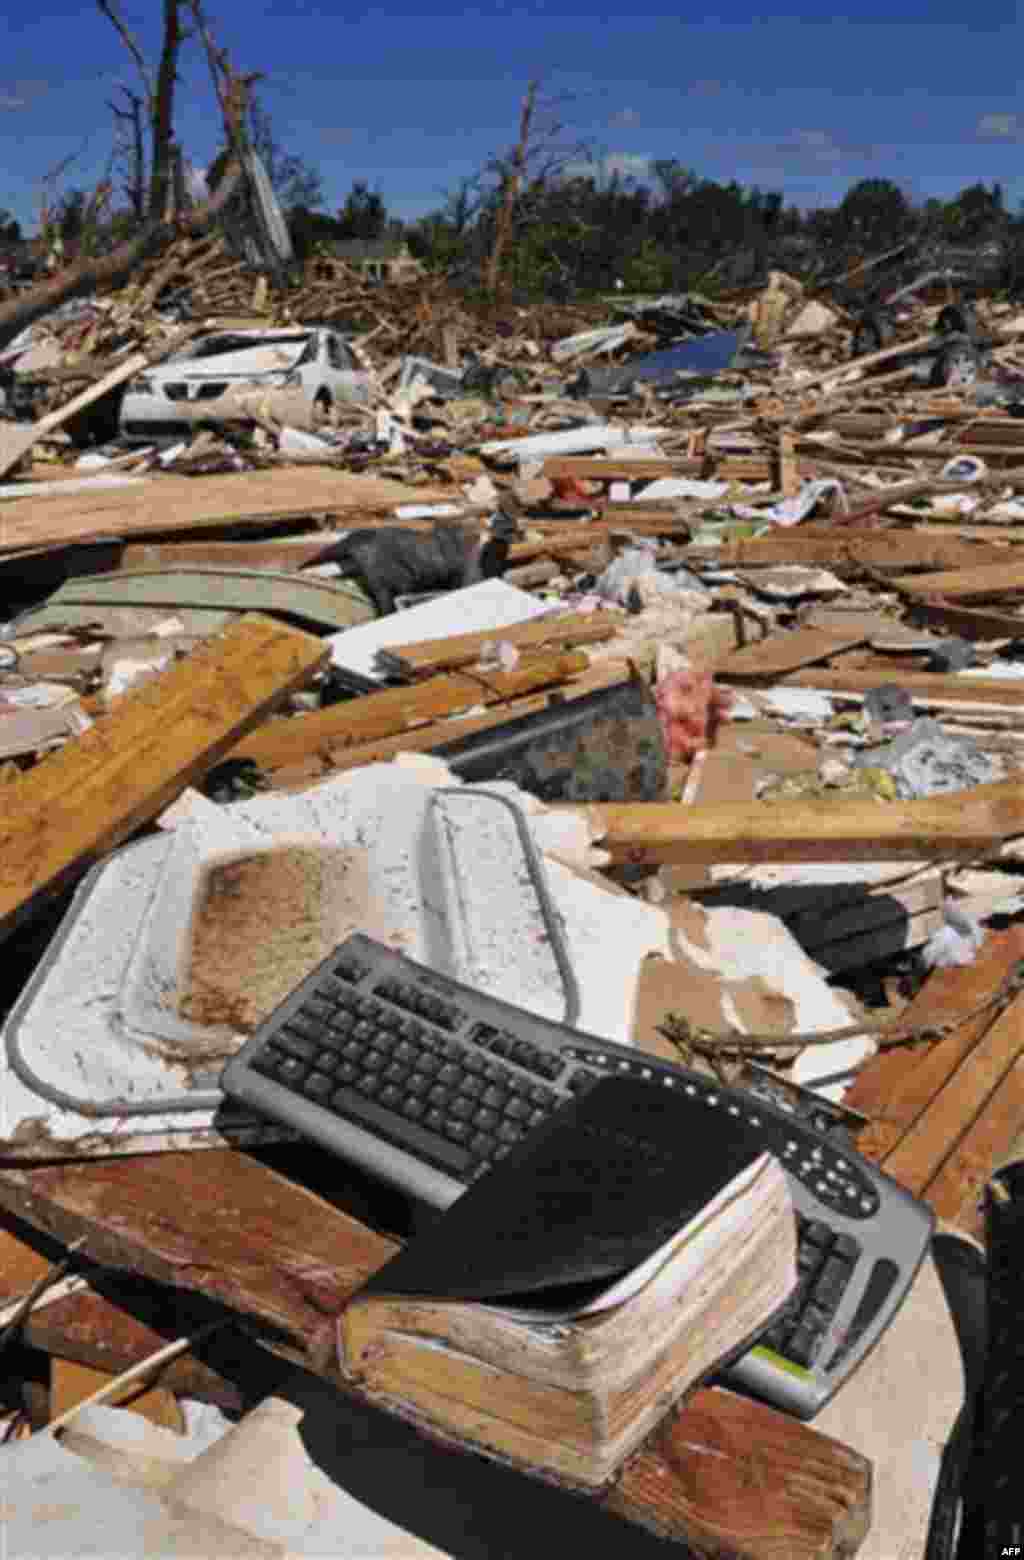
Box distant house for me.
[319,239,424,283]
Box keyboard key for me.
[460,1076,484,1099]
[379,1085,402,1108]
[325,1086,474,1175]
[302,1072,334,1103]
[336,1060,359,1084]
[355,1073,382,1098]
[451,1097,475,1121]
[251,1045,286,1078]
[482,1085,508,1110]
[506,1097,531,1121]
[277,1056,307,1087]
[497,1122,522,1145]
[428,1084,453,1106]
[473,1108,500,1132]
[785,1325,824,1368]
[402,1097,426,1120]
[445,1120,471,1144]
[438,1063,462,1087]
[384,1062,411,1086]
[275,1029,320,1064]
[470,1132,496,1159]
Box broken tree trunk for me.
[0,160,246,354]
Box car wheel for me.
[850,312,893,359]
[311,391,333,429]
[931,341,980,389]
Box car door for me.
[324,332,370,405]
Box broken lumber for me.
[890,560,1024,601]
[570,777,1024,866]
[0,613,327,938]
[378,613,616,678]
[231,649,590,770]
[782,668,1024,706]
[609,1386,872,1560]
[715,627,868,680]
[541,457,705,482]
[275,663,635,783]
[0,351,149,480]
[0,1151,870,1560]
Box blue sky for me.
[3,0,1023,233]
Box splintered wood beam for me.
[570,778,1024,866]
[230,650,591,770]
[610,1386,872,1560]
[0,613,327,938]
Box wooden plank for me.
[890,560,1024,601]
[23,1287,246,1412]
[50,1358,185,1432]
[120,538,341,570]
[541,457,704,482]
[928,1052,1024,1237]
[0,1151,868,1560]
[0,613,327,938]
[846,927,1024,1162]
[609,1386,871,1560]
[231,650,590,770]
[567,778,1024,867]
[0,467,457,557]
[379,613,617,677]
[783,667,1024,706]
[716,627,867,680]
[800,333,947,394]
[881,989,1024,1197]
[684,532,1012,574]
[0,1151,397,1369]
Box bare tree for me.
[0,0,257,350]
[481,78,591,293]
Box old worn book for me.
[337,1078,797,1488]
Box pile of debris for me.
[2,246,1024,1560]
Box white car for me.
[119,325,371,440]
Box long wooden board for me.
[880,989,1024,1197]
[0,467,456,556]
[0,613,327,937]
[783,667,1024,706]
[890,560,1024,601]
[231,649,590,770]
[0,1151,870,1560]
[568,777,1024,867]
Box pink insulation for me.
[655,662,734,762]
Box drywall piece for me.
[0,614,328,939]
[326,579,551,682]
[668,900,869,1095]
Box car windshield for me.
[176,332,312,362]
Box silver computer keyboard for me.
[220,932,934,1417]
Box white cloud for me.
[563,152,651,182]
[976,112,1022,139]
[771,128,875,170]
